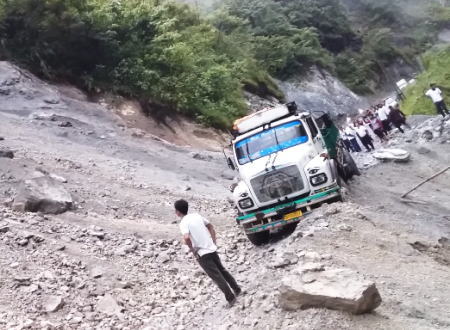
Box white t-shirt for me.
[377,107,388,121]
[179,213,217,256]
[356,126,368,137]
[425,88,443,103]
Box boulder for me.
[43,295,64,313]
[279,267,381,314]
[373,149,410,162]
[13,176,73,214]
[0,149,14,159]
[97,294,123,316]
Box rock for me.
[0,149,14,159]
[43,295,65,313]
[58,121,73,128]
[97,294,123,316]
[13,176,73,214]
[417,147,431,155]
[338,224,353,232]
[192,153,213,161]
[373,149,410,162]
[49,173,68,183]
[422,130,434,141]
[0,222,10,233]
[0,136,4,140]
[90,266,104,279]
[279,267,382,314]
[271,252,299,269]
[89,230,105,239]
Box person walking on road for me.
[370,115,387,142]
[388,105,409,133]
[175,199,241,306]
[345,126,362,152]
[377,104,391,133]
[355,124,375,152]
[425,84,449,118]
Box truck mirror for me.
[227,157,236,171]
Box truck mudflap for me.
[237,186,341,234]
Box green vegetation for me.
[0,0,447,128]
[0,0,280,128]
[402,47,450,116]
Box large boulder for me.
[13,176,73,214]
[279,266,382,314]
[0,149,14,158]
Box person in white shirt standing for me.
[377,104,391,133]
[175,199,241,306]
[425,84,449,118]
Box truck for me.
[225,102,359,245]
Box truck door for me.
[305,116,325,153]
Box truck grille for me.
[251,165,304,203]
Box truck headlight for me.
[310,173,327,186]
[238,198,254,209]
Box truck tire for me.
[344,149,361,177]
[246,230,270,246]
[282,222,298,235]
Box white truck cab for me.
[227,103,343,245]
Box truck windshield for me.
[235,121,308,165]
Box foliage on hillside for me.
[402,47,450,116]
[211,0,443,94]
[0,0,281,128]
[0,0,447,128]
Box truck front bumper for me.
[236,186,341,234]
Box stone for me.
[0,149,14,159]
[13,176,73,214]
[422,130,433,141]
[43,295,65,313]
[0,222,10,233]
[49,174,68,183]
[89,231,105,239]
[373,149,410,162]
[338,224,353,232]
[97,294,123,316]
[417,147,431,155]
[58,121,73,128]
[279,267,381,314]
[90,266,104,279]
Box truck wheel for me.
[246,231,270,246]
[344,150,361,177]
[282,222,298,235]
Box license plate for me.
[283,210,303,221]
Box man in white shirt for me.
[355,124,375,152]
[377,104,391,132]
[425,84,449,118]
[175,199,241,306]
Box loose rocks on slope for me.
[12,176,73,214]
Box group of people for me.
[341,102,409,153]
[341,83,449,153]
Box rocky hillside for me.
[2,55,450,330]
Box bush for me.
[402,47,450,116]
[0,0,281,128]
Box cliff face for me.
[277,67,368,117]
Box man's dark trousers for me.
[435,101,449,117]
[198,252,240,302]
